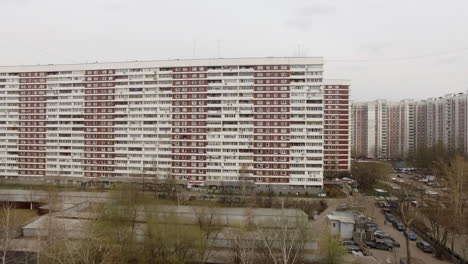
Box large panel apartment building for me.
[352,93,468,159]
[323,80,351,172]
[0,57,350,190]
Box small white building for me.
[327,211,355,239]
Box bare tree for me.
[0,201,15,264]
[395,183,420,264]
[255,203,311,264]
[39,186,99,264]
[39,221,116,264]
[143,212,207,264]
[351,161,391,193]
[149,163,160,198]
[192,206,222,262]
[420,200,451,258]
[227,228,259,264]
[40,196,138,264]
[460,234,468,264]
[239,163,252,197]
[160,173,182,205]
[439,155,468,251]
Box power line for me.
[325,46,468,63]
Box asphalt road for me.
[389,173,467,261]
[365,196,452,264]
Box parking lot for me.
[366,197,452,264]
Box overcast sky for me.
[1,0,468,101]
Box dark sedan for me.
[416,241,433,253]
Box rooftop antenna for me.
[297,44,304,57]
[217,40,221,58]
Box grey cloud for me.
[358,42,393,56]
[99,0,126,10]
[434,55,466,65]
[1,0,468,101]
[284,3,336,30]
[284,18,316,30]
[293,4,336,16]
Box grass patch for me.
[0,183,107,192]
[324,185,347,198]
[0,208,38,226]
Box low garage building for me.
[327,211,355,239]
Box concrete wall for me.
[328,220,354,239]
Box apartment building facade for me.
[323,80,351,172]
[416,94,468,154]
[352,92,468,159]
[351,100,390,159]
[0,57,342,190]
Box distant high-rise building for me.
[352,92,468,159]
[351,100,389,159]
[0,57,353,190]
[387,100,415,159]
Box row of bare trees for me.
[390,153,468,263]
[0,200,40,264]
[38,185,210,264]
[0,202,19,264]
[33,185,345,264]
[0,181,339,264]
[351,161,391,193]
[424,155,468,261]
[229,205,313,264]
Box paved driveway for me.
[365,197,451,264]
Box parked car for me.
[365,222,379,232]
[392,221,406,231]
[342,239,357,246]
[374,232,400,247]
[404,230,417,241]
[374,239,393,250]
[380,201,389,207]
[382,208,391,214]
[382,238,400,248]
[344,244,361,253]
[363,240,376,248]
[384,213,396,222]
[388,201,399,208]
[416,241,433,253]
[373,231,388,239]
[351,251,364,257]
